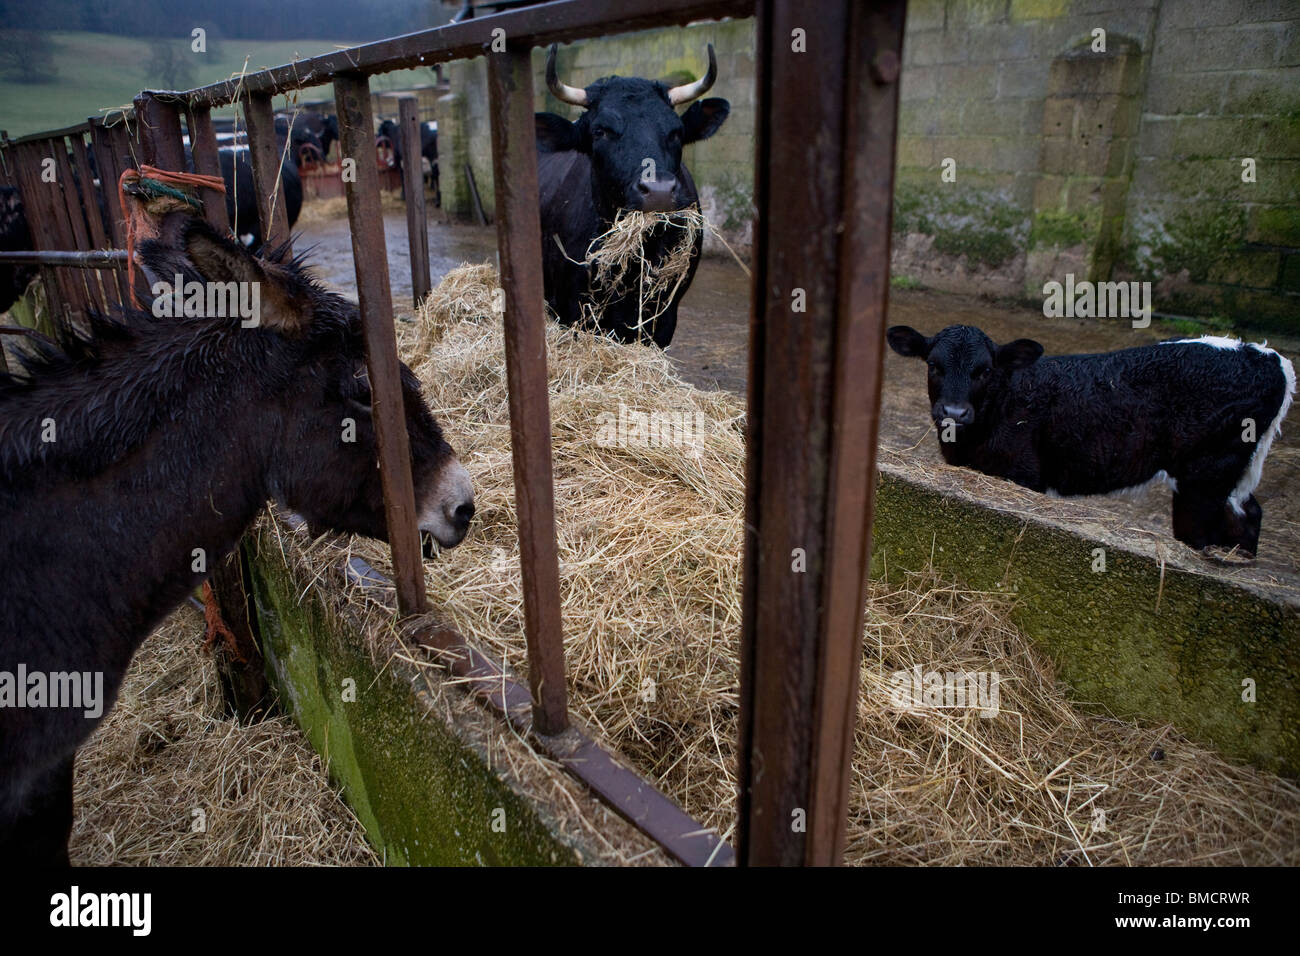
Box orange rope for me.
[118,164,226,303]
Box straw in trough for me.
[302,263,1297,866]
[70,606,377,865]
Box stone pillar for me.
[1026,35,1144,297]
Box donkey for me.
[0,209,475,864]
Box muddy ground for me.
[296,206,1300,595]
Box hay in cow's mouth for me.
[271,264,1300,866]
[563,206,704,339]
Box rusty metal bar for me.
[334,71,428,618]
[185,106,231,232]
[397,96,431,306]
[0,250,127,267]
[183,0,754,109]
[7,121,91,146]
[51,137,103,314]
[68,131,122,307]
[133,94,187,172]
[335,550,730,867]
[243,92,291,252]
[13,140,82,326]
[737,0,906,866]
[486,45,568,737]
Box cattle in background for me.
[0,187,35,314]
[376,117,439,201]
[276,110,338,161]
[214,147,303,251]
[535,43,729,347]
[887,324,1297,558]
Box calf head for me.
[887,324,1043,431]
[535,43,730,219]
[136,213,474,553]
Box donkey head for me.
[135,213,474,552]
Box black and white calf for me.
[887,325,1296,557]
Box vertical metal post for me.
[486,45,568,737]
[738,0,907,866]
[185,105,232,232]
[51,133,102,314]
[134,93,187,172]
[334,71,428,618]
[13,140,81,328]
[398,95,432,306]
[242,91,291,253]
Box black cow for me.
[276,110,338,161]
[535,43,729,347]
[377,118,438,200]
[0,187,35,314]
[215,148,303,251]
[888,324,1297,557]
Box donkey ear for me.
[183,224,313,334]
[887,325,930,358]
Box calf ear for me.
[886,325,930,358]
[535,112,582,153]
[996,338,1044,370]
[681,98,730,143]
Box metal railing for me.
[0,0,907,866]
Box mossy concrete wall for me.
[245,532,584,865]
[895,0,1298,331]
[871,467,1300,776]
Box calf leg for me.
[1172,487,1262,556]
[1221,494,1263,556]
[0,754,75,866]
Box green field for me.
[0,31,436,137]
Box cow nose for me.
[941,404,974,425]
[636,177,677,212]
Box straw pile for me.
[329,262,1300,866]
[70,606,377,866]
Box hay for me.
[304,263,1299,865]
[557,207,703,339]
[70,606,378,866]
[297,191,408,225]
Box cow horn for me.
[667,44,717,106]
[546,44,588,107]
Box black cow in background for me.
[0,187,35,314]
[376,117,439,203]
[276,110,338,161]
[535,43,729,347]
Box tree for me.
[146,43,196,92]
[0,30,57,84]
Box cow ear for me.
[681,98,730,143]
[886,325,930,358]
[996,338,1043,370]
[535,112,582,153]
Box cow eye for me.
[592,125,609,140]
